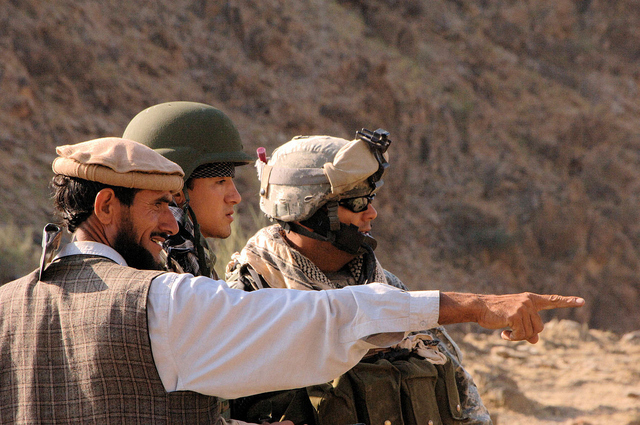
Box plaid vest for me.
[0,255,220,424]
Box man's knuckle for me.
[516,302,532,315]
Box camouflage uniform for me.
[227,131,492,424]
[227,224,493,425]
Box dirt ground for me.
[453,320,640,425]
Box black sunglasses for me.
[339,194,376,213]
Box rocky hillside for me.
[2,0,640,332]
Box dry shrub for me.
[0,222,41,284]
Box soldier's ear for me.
[94,188,120,225]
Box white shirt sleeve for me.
[147,272,439,399]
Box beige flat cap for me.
[52,137,184,192]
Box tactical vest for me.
[0,255,220,424]
[232,350,465,425]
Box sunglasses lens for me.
[340,195,374,213]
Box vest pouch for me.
[346,359,404,425]
[438,359,465,422]
[307,374,359,425]
[393,356,442,425]
[395,357,465,425]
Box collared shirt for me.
[55,242,440,399]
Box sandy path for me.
[455,320,640,425]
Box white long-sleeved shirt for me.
[55,242,440,399]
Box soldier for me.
[226,130,500,424]
[123,102,266,422]
[123,101,254,278]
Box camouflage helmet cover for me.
[122,101,254,180]
[258,134,388,222]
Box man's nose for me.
[227,181,242,205]
[364,203,377,220]
[160,207,179,235]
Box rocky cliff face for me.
[2,0,640,331]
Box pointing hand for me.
[440,292,585,344]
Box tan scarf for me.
[233,224,387,290]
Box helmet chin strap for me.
[181,189,213,277]
[279,204,377,256]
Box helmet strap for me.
[357,242,378,285]
[183,189,213,277]
[326,201,340,231]
[280,220,331,243]
[281,206,378,256]
[333,222,378,255]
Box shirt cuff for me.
[409,290,440,330]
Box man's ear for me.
[173,190,186,207]
[94,188,120,225]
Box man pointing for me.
[0,137,583,424]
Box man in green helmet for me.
[226,130,488,424]
[123,101,277,423]
[123,101,254,279]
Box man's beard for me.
[113,213,164,271]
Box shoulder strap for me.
[239,264,270,291]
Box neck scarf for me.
[234,224,387,290]
[163,204,218,279]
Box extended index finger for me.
[532,294,585,311]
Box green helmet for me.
[123,101,254,180]
[258,129,391,255]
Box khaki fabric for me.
[52,137,184,192]
[323,138,389,195]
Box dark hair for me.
[50,175,139,232]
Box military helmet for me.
[258,129,390,223]
[123,101,254,180]
[258,129,391,255]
